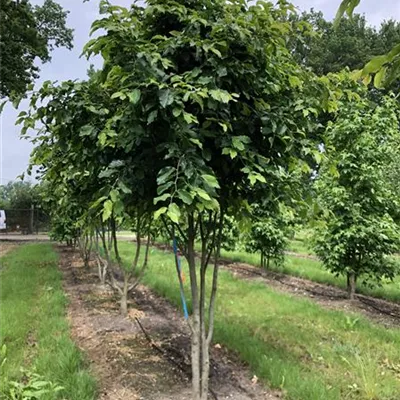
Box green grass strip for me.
[0,243,96,400]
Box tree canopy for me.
[291,10,400,80]
[0,0,73,100]
[313,95,400,299]
[0,181,40,209]
[334,0,400,88]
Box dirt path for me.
[221,260,400,328]
[58,245,280,400]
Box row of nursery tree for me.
[11,1,400,399]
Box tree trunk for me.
[187,215,201,399]
[347,272,356,300]
[266,253,270,269]
[120,273,129,316]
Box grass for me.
[118,241,400,400]
[119,228,400,302]
[218,247,400,303]
[0,244,96,400]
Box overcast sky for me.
[1,0,400,185]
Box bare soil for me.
[221,260,400,328]
[58,245,280,400]
[0,233,50,242]
[0,242,18,257]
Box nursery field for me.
[2,242,400,400]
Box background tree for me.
[334,0,400,88]
[0,0,73,100]
[0,181,40,209]
[245,216,287,269]
[291,10,400,88]
[313,95,400,299]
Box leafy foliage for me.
[291,10,400,81]
[245,217,287,269]
[1,367,64,400]
[0,0,73,99]
[334,0,400,88]
[313,95,400,298]
[0,181,40,210]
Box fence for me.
[1,207,50,234]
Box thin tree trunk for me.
[120,272,129,316]
[347,272,356,300]
[187,214,201,400]
[202,211,223,399]
[266,253,270,269]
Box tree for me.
[21,74,156,315]
[0,181,40,209]
[313,95,400,299]
[334,0,400,88]
[246,217,287,269]
[81,1,331,398]
[0,0,73,100]
[290,10,400,79]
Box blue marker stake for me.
[173,237,189,320]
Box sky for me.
[1,0,400,185]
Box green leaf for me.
[210,89,231,103]
[110,189,119,203]
[102,200,113,221]
[173,108,182,117]
[222,148,237,159]
[80,125,95,137]
[289,75,302,88]
[159,89,174,108]
[189,138,203,149]
[248,172,266,185]
[183,112,196,124]
[154,193,171,204]
[210,47,222,58]
[111,91,127,100]
[118,181,132,194]
[157,166,175,185]
[90,196,107,210]
[147,110,158,124]
[374,66,387,88]
[177,189,193,205]
[314,151,322,165]
[232,136,247,151]
[127,89,141,104]
[196,188,211,201]
[202,174,220,188]
[362,55,387,75]
[167,203,181,223]
[154,207,167,220]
